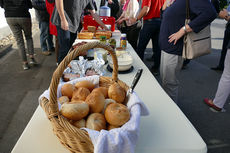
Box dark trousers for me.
[39,21,54,51]
[57,26,77,64]
[137,19,161,69]
[120,21,142,51]
[218,24,230,69]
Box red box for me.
[83,15,115,31]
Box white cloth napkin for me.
[39,75,149,153]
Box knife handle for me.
[130,68,143,91]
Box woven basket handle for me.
[48,41,118,116]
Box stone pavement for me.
[0,18,229,153]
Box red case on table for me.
[83,15,115,31]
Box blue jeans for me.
[39,21,54,52]
[137,18,161,69]
[57,26,77,64]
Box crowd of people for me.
[0,0,229,112]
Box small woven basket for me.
[40,41,129,153]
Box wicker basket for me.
[40,41,129,153]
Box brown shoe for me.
[42,51,51,56]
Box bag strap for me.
[186,0,190,19]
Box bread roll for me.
[73,119,86,128]
[75,80,95,91]
[61,83,75,99]
[60,101,89,120]
[86,113,106,131]
[87,26,96,32]
[107,124,120,130]
[72,87,90,101]
[95,31,112,39]
[78,32,94,39]
[85,91,105,113]
[92,87,108,98]
[102,98,116,114]
[105,103,130,126]
[58,96,70,105]
[108,82,126,103]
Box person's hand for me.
[219,9,228,20]
[129,17,137,25]
[61,19,69,31]
[108,0,113,4]
[168,28,185,45]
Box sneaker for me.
[151,67,159,76]
[29,58,38,66]
[203,98,222,112]
[42,51,51,56]
[23,63,30,70]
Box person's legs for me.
[6,18,28,65]
[136,21,153,60]
[151,19,161,70]
[213,49,230,108]
[46,22,54,51]
[160,50,183,103]
[126,21,142,51]
[21,18,34,57]
[39,21,48,52]
[57,26,71,64]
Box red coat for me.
[45,0,57,36]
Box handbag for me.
[182,0,211,59]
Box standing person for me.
[46,0,59,63]
[32,0,55,56]
[0,0,37,70]
[130,0,165,75]
[159,0,216,103]
[116,0,142,51]
[100,0,120,19]
[204,8,230,112]
[51,0,108,64]
[211,3,230,71]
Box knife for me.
[124,68,143,104]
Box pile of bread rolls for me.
[59,80,130,131]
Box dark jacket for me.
[159,0,217,55]
[100,0,120,19]
[0,0,32,17]
[32,0,49,22]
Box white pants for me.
[160,51,184,103]
[213,49,230,108]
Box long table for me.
[11,39,207,153]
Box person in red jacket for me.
[46,0,59,63]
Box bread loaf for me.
[85,91,105,113]
[86,113,106,131]
[73,119,86,128]
[78,32,94,39]
[92,87,108,98]
[72,87,90,101]
[75,80,95,91]
[105,103,130,126]
[58,96,70,105]
[95,31,112,39]
[87,26,96,32]
[108,82,126,103]
[61,83,75,99]
[60,101,89,121]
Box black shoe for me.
[146,56,154,62]
[211,66,223,71]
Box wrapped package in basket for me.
[38,42,149,153]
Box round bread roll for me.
[73,119,86,128]
[105,103,130,126]
[72,87,90,101]
[102,99,116,114]
[108,82,126,103]
[86,113,106,131]
[85,92,105,113]
[60,101,89,120]
[92,87,108,98]
[61,83,75,99]
[107,124,120,130]
[75,80,95,91]
[58,96,70,105]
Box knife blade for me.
[124,68,143,104]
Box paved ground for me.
[0,18,229,153]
